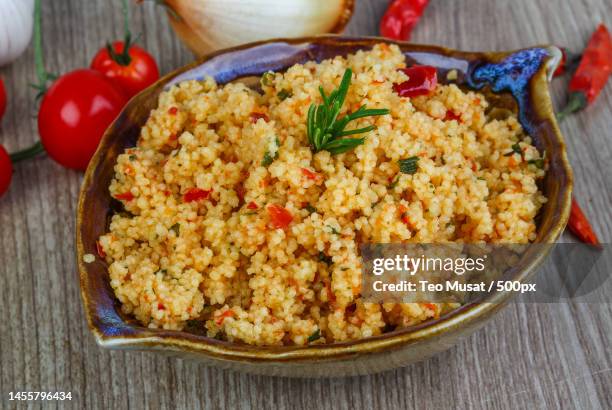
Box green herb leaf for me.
[327,225,340,235]
[261,137,280,166]
[170,223,180,236]
[307,68,389,155]
[261,151,276,166]
[398,156,419,174]
[388,176,399,189]
[307,329,321,343]
[305,204,317,214]
[278,89,292,101]
[504,142,522,157]
[527,159,545,169]
[129,154,136,161]
[318,252,333,265]
[261,71,274,87]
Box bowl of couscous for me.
[76,37,572,377]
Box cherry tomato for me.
[91,41,160,99]
[38,69,127,171]
[0,145,12,196]
[0,77,6,122]
[267,204,293,229]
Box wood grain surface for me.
[1,0,611,409]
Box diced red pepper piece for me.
[115,191,135,201]
[247,201,258,210]
[568,198,601,249]
[215,310,235,326]
[96,241,106,258]
[168,106,178,115]
[398,204,411,225]
[300,167,319,180]
[393,66,438,97]
[250,112,269,123]
[444,110,462,122]
[380,0,430,41]
[158,303,165,310]
[183,188,212,203]
[267,204,293,229]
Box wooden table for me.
[1,0,610,408]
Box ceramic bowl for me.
[76,36,572,377]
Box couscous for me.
[97,44,546,346]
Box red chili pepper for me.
[380,0,430,41]
[568,198,601,249]
[247,201,258,210]
[267,204,293,229]
[554,48,568,77]
[393,66,438,97]
[115,191,135,201]
[558,24,612,120]
[183,188,212,203]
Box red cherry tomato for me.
[267,204,293,229]
[38,69,127,171]
[0,145,12,196]
[0,77,6,122]
[91,41,160,99]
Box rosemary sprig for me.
[307,69,390,155]
[398,156,419,174]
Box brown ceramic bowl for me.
[76,36,572,377]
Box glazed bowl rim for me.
[76,35,573,362]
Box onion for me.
[0,0,34,66]
[163,0,354,56]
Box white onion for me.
[164,0,354,56]
[0,0,34,66]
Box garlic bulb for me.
[0,0,34,66]
[164,0,354,56]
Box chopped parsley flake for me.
[327,225,340,235]
[260,72,274,87]
[527,159,545,169]
[307,329,321,343]
[278,89,292,101]
[318,252,333,265]
[261,137,280,166]
[504,142,522,156]
[388,176,399,189]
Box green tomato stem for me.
[557,92,587,123]
[9,142,46,163]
